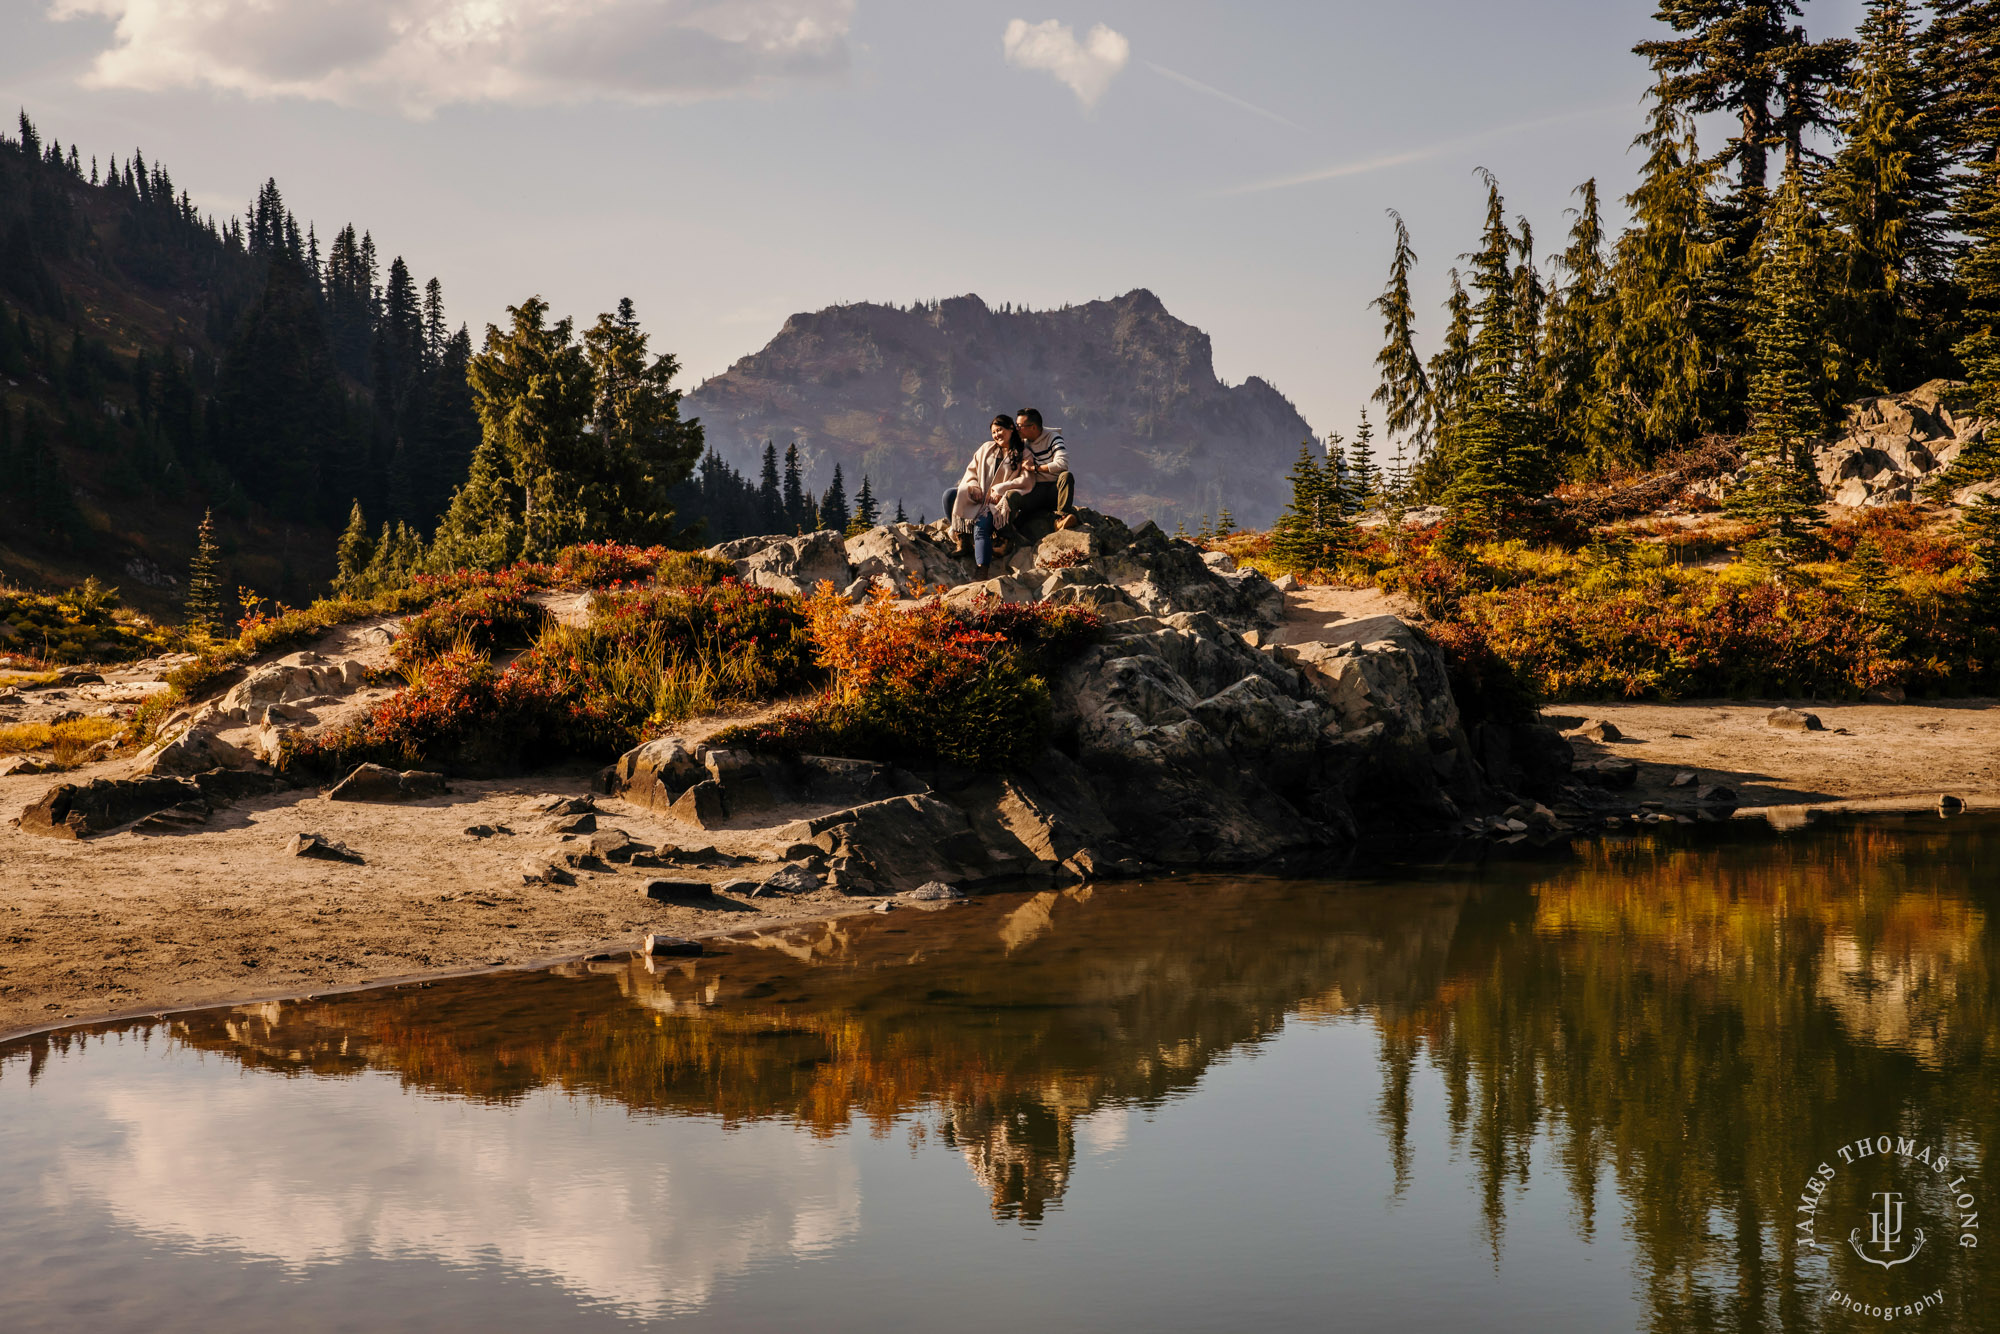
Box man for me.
[1013,408,1077,529]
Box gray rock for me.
[1572,719,1621,742]
[603,737,705,810]
[545,812,597,834]
[670,779,729,828]
[327,762,448,802]
[285,832,363,864]
[0,755,55,776]
[20,774,208,839]
[1670,770,1698,788]
[871,900,897,913]
[532,794,598,816]
[903,880,966,901]
[131,802,210,833]
[586,829,638,862]
[1765,708,1825,732]
[1695,783,1738,805]
[1577,758,1639,789]
[728,530,853,598]
[718,878,760,896]
[518,858,576,886]
[643,878,713,900]
[760,864,823,895]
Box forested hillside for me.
[0,112,476,612]
[1364,0,2000,547]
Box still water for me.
[3,813,1996,1332]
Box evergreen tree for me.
[431,296,697,565]
[1442,174,1547,528]
[1348,409,1380,514]
[1592,96,1731,460]
[1371,210,1432,456]
[819,463,850,533]
[1418,269,1475,496]
[1535,179,1615,471]
[781,443,806,531]
[758,442,784,533]
[894,497,908,524]
[1928,0,2000,425]
[1728,171,1829,571]
[335,499,374,592]
[849,473,880,535]
[1270,440,1345,571]
[1824,0,1952,397]
[185,508,222,638]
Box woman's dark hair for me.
[991,413,1023,465]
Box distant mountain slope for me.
[683,290,1315,527]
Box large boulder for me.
[711,530,853,597]
[132,723,258,777]
[17,768,281,839]
[217,652,364,720]
[843,523,967,595]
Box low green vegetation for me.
[1,578,173,665]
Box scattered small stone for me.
[49,709,84,726]
[546,812,597,835]
[1577,757,1639,789]
[55,670,104,687]
[871,900,897,913]
[1695,783,1738,805]
[328,762,449,802]
[285,832,363,864]
[464,824,513,838]
[1939,794,1966,814]
[1272,573,1299,592]
[643,878,713,901]
[586,829,638,862]
[642,933,701,957]
[0,756,54,777]
[760,865,823,895]
[518,858,576,886]
[718,878,760,896]
[1669,731,1693,739]
[1765,707,1825,732]
[1572,719,1621,742]
[130,801,209,833]
[533,795,598,816]
[902,881,966,901]
[780,841,819,860]
[1670,770,1698,788]
[1502,817,1529,834]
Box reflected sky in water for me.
[3,813,1997,1332]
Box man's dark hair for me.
[1016,408,1043,428]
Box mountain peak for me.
[686,293,1310,526]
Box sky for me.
[0,0,1874,443]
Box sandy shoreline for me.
[4,695,1997,1042]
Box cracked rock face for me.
[1806,379,1991,508]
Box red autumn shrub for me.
[391,584,542,666]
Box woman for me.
[947,415,1036,577]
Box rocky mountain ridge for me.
[682,290,1316,529]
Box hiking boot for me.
[954,534,973,559]
[1055,512,1080,531]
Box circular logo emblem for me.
[1798,1132,1979,1321]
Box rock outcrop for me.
[598,509,1548,886]
[1805,381,1990,507]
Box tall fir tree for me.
[758,442,784,533]
[184,508,222,637]
[1592,96,1731,461]
[818,463,850,533]
[1728,170,1830,570]
[1442,174,1547,527]
[1418,268,1475,497]
[1536,179,1616,471]
[1371,210,1433,456]
[1927,0,2000,426]
[1824,0,1953,398]
[1348,411,1380,515]
[781,443,807,532]
[334,500,374,593]
[1269,441,1331,570]
[849,473,880,535]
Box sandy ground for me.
[1553,699,2000,810]
[0,765,887,1041]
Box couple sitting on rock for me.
[944,407,1076,577]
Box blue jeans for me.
[972,510,996,568]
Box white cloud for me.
[1002,17,1128,109]
[47,1067,862,1318]
[47,0,857,117]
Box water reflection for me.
[4,813,1998,1332]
